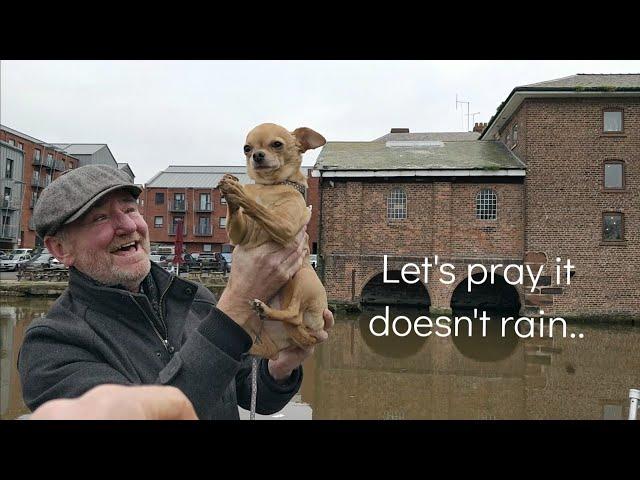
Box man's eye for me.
[94,215,108,222]
[243,145,252,153]
[272,141,283,148]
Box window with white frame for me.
[219,217,227,228]
[512,123,518,143]
[387,188,407,220]
[203,244,212,252]
[603,110,623,132]
[476,189,497,220]
[154,216,163,227]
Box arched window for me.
[387,188,407,220]
[476,189,497,220]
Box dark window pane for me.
[604,163,623,189]
[603,214,623,241]
[155,192,165,205]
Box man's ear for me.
[292,127,326,153]
[44,235,75,267]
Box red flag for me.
[173,218,184,265]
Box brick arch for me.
[447,269,523,311]
[359,268,432,306]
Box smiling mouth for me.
[111,241,141,256]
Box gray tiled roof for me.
[374,131,480,142]
[146,165,251,188]
[520,74,640,89]
[315,141,523,171]
[51,144,106,155]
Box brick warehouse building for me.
[314,74,639,320]
[0,125,131,250]
[143,165,321,255]
[142,166,248,254]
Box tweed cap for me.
[33,164,142,239]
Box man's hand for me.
[30,384,198,420]
[216,224,309,335]
[268,308,335,382]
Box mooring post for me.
[629,389,639,420]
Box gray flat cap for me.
[33,164,142,239]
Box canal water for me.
[1,299,639,420]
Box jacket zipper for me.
[129,292,172,354]
[158,275,175,340]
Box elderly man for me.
[18,165,332,420]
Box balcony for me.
[32,157,54,169]
[194,202,212,212]
[0,224,19,239]
[168,200,187,212]
[54,160,66,171]
[1,196,22,210]
[31,177,45,188]
[194,225,213,236]
[168,224,187,236]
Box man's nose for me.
[253,151,265,163]
[113,211,137,235]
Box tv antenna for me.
[466,111,481,129]
[456,94,471,131]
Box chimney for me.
[473,122,487,134]
[390,128,410,133]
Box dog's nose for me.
[253,151,265,163]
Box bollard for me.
[629,389,640,420]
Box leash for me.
[250,355,259,420]
[249,311,265,420]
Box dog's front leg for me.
[218,175,250,244]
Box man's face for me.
[58,190,151,289]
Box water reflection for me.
[0,298,54,419]
[2,299,639,420]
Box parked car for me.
[11,248,33,256]
[49,258,67,270]
[197,252,224,272]
[0,253,32,271]
[0,250,7,260]
[309,254,318,270]
[165,253,199,271]
[149,254,168,268]
[25,253,55,269]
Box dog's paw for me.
[251,299,267,317]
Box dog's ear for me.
[292,127,326,153]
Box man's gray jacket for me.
[17,263,302,419]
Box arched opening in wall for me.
[450,273,520,311]
[450,273,521,362]
[360,270,430,307]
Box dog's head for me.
[244,123,326,184]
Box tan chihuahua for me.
[217,123,328,359]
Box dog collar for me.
[276,180,307,198]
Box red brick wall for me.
[1,128,79,248]
[320,178,525,311]
[516,97,640,318]
[142,186,231,253]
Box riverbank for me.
[0,277,228,299]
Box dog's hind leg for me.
[251,297,303,325]
[285,322,318,348]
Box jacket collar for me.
[68,262,199,319]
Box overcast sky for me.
[2,60,639,184]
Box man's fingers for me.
[323,309,335,330]
[310,329,329,343]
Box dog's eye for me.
[272,141,283,148]
[243,145,252,154]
